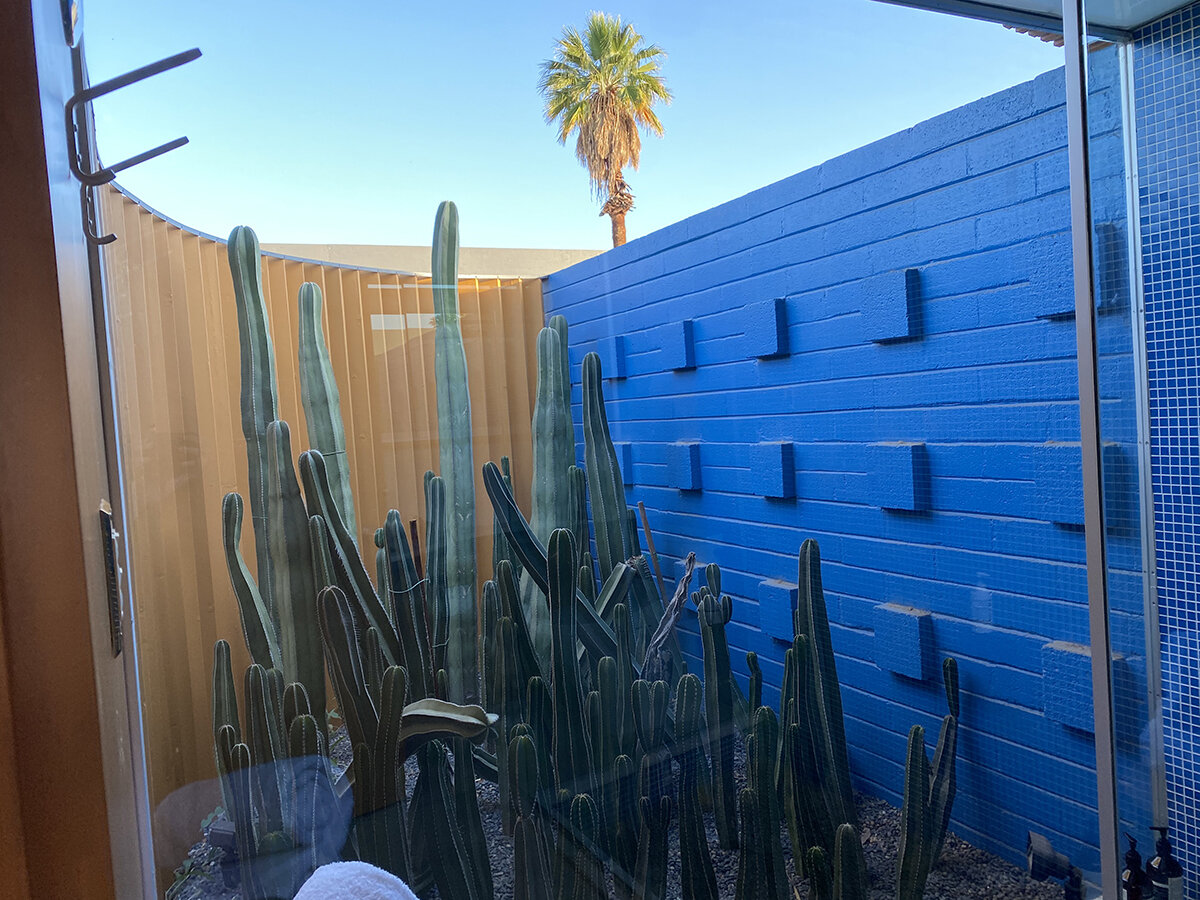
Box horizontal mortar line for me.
[842,711,1100,790]
[631,496,1089,538]
[551,216,1065,315]
[605,400,1084,424]
[635,514,1090,586]
[549,130,1073,294]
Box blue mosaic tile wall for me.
[544,52,1143,873]
[1136,6,1200,891]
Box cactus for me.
[784,636,838,867]
[897,725,933,900]
[747,652,762,713]
[298,282,356,540]
[749,706,788,900]
[833,823,869,900]
[807,847,833,900]
[570,793,608,900]
[431,200,478,704]
[582,352,628,583]
[549,529,595,799]
[417,741,482,900]
[222,492,281,670]
[634,795,673,900]
[698,590,738,848]
[929,658,960,865]
[795,539,856,828]
[897,657,960,900]
[676,674,719,900]
[612,753,640,900]
[228,225,280,618]
[512,734,553,900]
[593,656,622,855]
[455,735,494,900]
[735,787,761,900]
[383,509,432,701]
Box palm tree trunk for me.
[610,211,627,247]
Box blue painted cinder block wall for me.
[1136,5,1200,894]
[544,49,1145,873]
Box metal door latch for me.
[99,500,123,657]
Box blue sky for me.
[85,1,1061,249]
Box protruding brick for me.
[744,297,789,358]
[874,603,934,681]
[667,442,702,491]
[662,319,696,370]
[1041,641,1094,732]
[597,335,627,379]
[759,579,798,642]
[750,441,795,499]
[871,442,930,511]
[865,269,922,342]
[614,441,634,486]
[1034,443,1084,525]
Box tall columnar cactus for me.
[548,529,595,799]
[735,787,761,900]
[930,658,959,865]
[898,657,961,900]
[298,282,356,540]
[571,793,608,900]
[897,725,932,900]
[512,733,552,900]
[698,589,738,849]
[431,200,478,704]
[455,735,494,900]
[265,420,325,732]
[833,823,870,900]
[633,679,671,900]
[415,741,483,900]
[676,673,719,900]
[228,225,280,616]
[796,538,856,828]
[749,706,788,900]
[582,352,628,583]
[784,635,837,867]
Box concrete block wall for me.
[544,48,1145,873]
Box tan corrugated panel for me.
[98,185,544,823]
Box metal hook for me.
[80,183,116,245]
[65,47,202,188]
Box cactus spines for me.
[833,823,870,900]
[512,734,553,900]
[897,725,933,900]
[432,200,479,704]
[698,590,737,848]
[384,509,431,700]
[676,674,719,900]
[287,712,341,877]
[298,281,356,540]
[929,658,960,865]
[571,794,608,900]
[569,465,590,574]
[549,529,594,799]
[212,639,239,743]
[222,492,281,670]
[420,741,482,900]
[245,664,286,836]
[747,652,762,713]
[807,847,833,900]
[531,325,576,548]
[735,787,761,900]
[582,351,628,583]
[634,795,672,900]
[455,735,494,900]
[796,538,856,827]
[228,225,279,614]
[749,706,788,900]
[265,420,325,725]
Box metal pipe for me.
[1062,0,1120,895]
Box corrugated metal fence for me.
[99,185,544,821]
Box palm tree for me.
[538,12,671,247]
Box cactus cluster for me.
[207,205,965,900]
[896,658,960,900]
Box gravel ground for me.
[171,737,1061,900]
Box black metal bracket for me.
[81,182,115,245]
[98,501,124,657]
[65,47,202,188]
